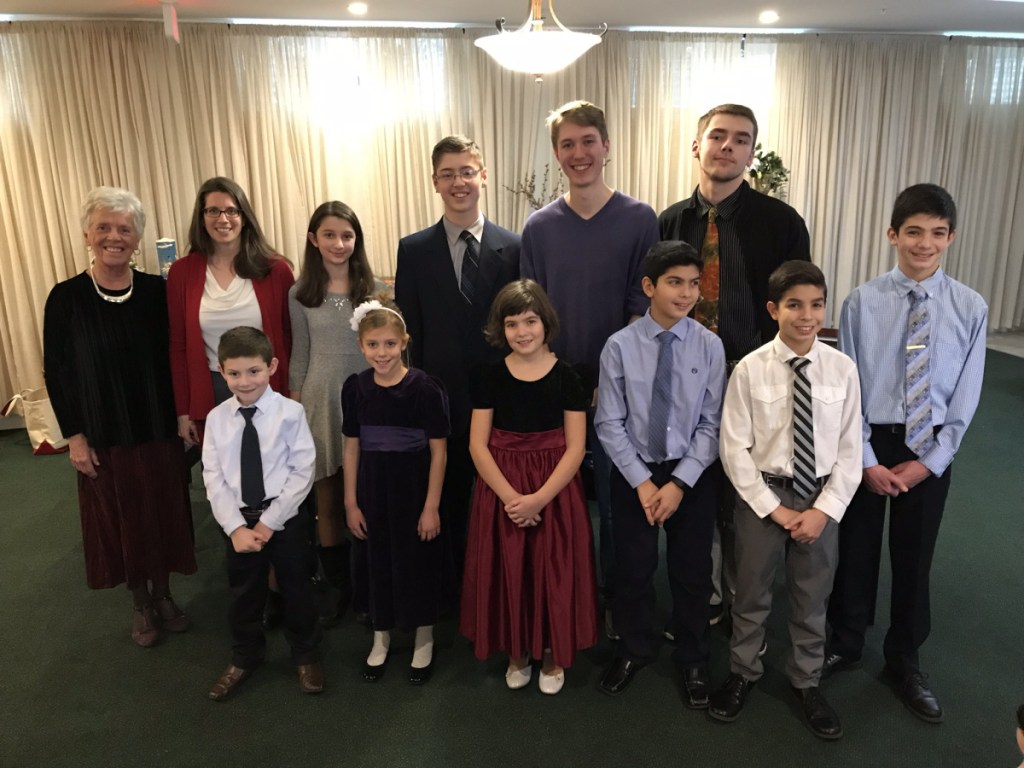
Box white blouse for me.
[199,268,262,370]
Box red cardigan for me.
[167,250,294,421]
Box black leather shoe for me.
[894,671,943,723]
[598,658,644,696]
[708,673,755,722]
[363,659,387,683]
[821,650,862,679]
[409,658,434,686]
[793,686,843,740]
[681,666,710,709]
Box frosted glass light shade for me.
[475,28,601,74]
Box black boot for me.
[317,542,352,626]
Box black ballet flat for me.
[362,658,387,682]
[408,658,434,686]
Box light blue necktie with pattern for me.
[904,286,936,457]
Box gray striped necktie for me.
[787,356,816,498]
[904,287,936,457]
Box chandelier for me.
[475,0,607,77]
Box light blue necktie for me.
[905,287,936,457]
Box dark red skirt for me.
[460,427,599,668]
[77,438,197,589]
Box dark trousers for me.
[441,430,474,586]
[827,426,951,676]
[610,461,717,666]
[226,507,321,669]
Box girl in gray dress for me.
[289,201,384,624]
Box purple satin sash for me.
[360,425,428,452]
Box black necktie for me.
[459,230,480,305]
[239,406,265,509]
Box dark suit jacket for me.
[395,218,521,436]
[659,182,810,354]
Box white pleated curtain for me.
[1,23,1022,401]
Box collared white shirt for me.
[720,335,863,522]
[202,386,315,535]
[442,214,485,289]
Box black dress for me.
[341,367,449,630]
[43,271,196,589]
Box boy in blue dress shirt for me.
[826,184,987,724]
[202,327,322,701]
[710,261,862,739]
[595,241,726,706]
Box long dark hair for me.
[186,176,278,280]
[295,201,375,308]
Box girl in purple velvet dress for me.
[342,297,449,685]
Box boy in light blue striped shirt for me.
[826,183,988,725]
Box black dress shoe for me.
[821,650,862,679]
[893,671,943,723]
[681,666,710,709]
[363,658,387,682]
[598,658,644,696]
[708,673,755,722]
[793,686,843,740]
[409,658,434,685]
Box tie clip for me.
[906,344,927,350]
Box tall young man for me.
[659,104,811,625]
[395,135,521,578]
[521,101,659,622]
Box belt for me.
[871,424,943,436]
[761,472,830,491]
[240,498,276,515]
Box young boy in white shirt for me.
[709,261,861,739]
[202,326,321,701]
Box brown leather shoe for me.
[297,662,324,694]
[208,664,251,701]
[153,596,191,633]
[131,604,159,648]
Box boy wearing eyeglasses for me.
[394,135,521,580]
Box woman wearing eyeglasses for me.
[167,177,294,445]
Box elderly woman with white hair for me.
[43,186,197,647]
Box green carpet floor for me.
[2,351,1022,767]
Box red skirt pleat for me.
[77,438,197,589]
[460,427,599,668]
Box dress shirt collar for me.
[442,214,485,247]
[890,265,945,297]
[228,386,277,417]
[694,181,745,221]
[770,333,822,365]
[639,309,692,344]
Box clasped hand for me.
[230,521,274,553]
[505,493,544,528]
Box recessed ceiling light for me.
[759,10,780,24]
[348,2,368,15]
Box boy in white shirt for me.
[202,326,321,701]
[709,261,861,739]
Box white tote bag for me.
[1,387,70,455]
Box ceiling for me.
[2,0,1023,36]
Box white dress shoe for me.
[505,663,532,690]
[538,668,565,695]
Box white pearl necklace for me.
[89,266,134,304]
